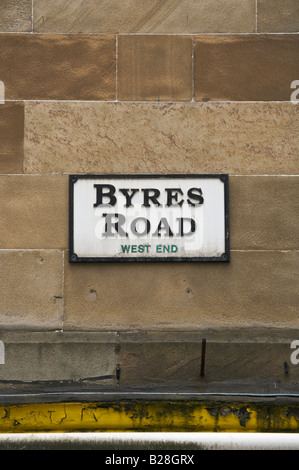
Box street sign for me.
[69,174,229,262]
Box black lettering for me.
[119,188,139,207]
[142,188,161,207]
[187,187,204,206]
[177,218,196,236]
[94,184,117,207]
[165,188,184,207]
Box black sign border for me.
[69,174,230,263]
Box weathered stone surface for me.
[194,35,299,101]
[118,35,192,101]
[33,0,256,33]
[119,338,299,389]
[0,0,32,32]
[230,176,299,250]
[0,34,115,100]
[0,329,298,396]
[24,101,298,175]
[117,329,299,393]
[64,251,299,331]
[258,0,299,32]
[0,332,117,383]
[0,250,63,330]
[0,175,68,249]
[0,103,24,174]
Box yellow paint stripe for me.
[0,401,298,433]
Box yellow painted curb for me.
[0,401,298,433]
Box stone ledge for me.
[0,329,297,399]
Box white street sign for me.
[69,175,229,262]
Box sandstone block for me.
[0,103,24,174]
[194,35,299,101]
[64,251,298,331]
[118,35,192,101]
[0,175,68,249]
[24,102,299,175]
[0,332,117,384]
[0,0,32,32]
[0,250,63,330]
[258,0,299,32]
[230,176,299,250]
[0,34,115,100]
[33,0,256,33]
[118,333,299,393]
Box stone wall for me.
[0,0,298,399]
